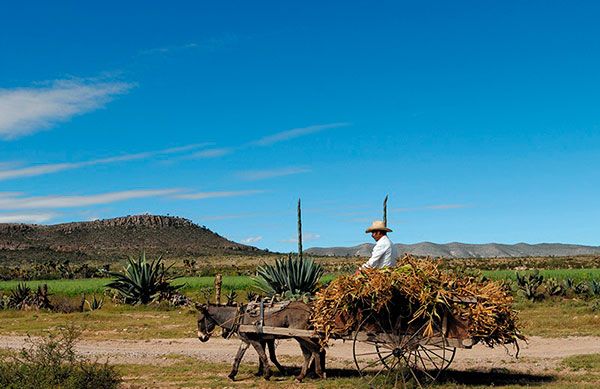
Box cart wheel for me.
[352,316,453,388]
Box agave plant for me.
[8,282,32,309]
[589,280,600,297]
[225,289,238,306]
[253,255,324,298]
[105,253,182,304]
[85,294,104,311]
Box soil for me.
[1,335,599,374]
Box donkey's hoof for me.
[295,376,304,383]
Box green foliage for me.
[105,253,181,305]
[516,270,545,301]
[253,256,324,298]
[0,327,120,388]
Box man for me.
[361,220,397,269]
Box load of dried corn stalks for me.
[311,254,524,348]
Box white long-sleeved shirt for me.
[361,235,397,269]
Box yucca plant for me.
[105,253,181,304]
[253,255,324,298]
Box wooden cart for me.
[238,301,474,388]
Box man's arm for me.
[361,241,387,269]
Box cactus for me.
[515,271,544,301]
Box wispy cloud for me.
[281,232,321,243]
[0,78,133,139]
[0,143,208,182]
[185,122,350,162]
[139,34,239,56]
[250,123,350,147]
[237,167,310,181]
[173,190,263,200]
[0,212,58,224]
[241,236,263,244]
[0,189,180,210]
[191,148,234,158]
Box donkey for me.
[197,302,325,381]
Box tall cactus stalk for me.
[383,194,388,226]
[297,198,303,262]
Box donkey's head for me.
[196,303,216,342]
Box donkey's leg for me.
[266,339,286,375]
[255,340,266,376]
[295,339,312,383]
[249,339,271,380]
[228,341,250,381]
[319,348,327,379]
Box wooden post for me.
[383,194,388,226]
[297,198,303,261]
[214,273,222,305]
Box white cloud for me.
[0,189,180,210]
[281,232,321,243]
[237,167,310,181]
[0,212,58,223]
[0,78,133,139]
[173,190,263,200]
[241,236,263,244]
[250,123,350,146]
[0,143,206,182]
[191,148,233,158]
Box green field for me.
[0,274,339,297]
[482,268,600,282]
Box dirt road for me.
[1,335,599,372]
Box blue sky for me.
[1,1,599,252]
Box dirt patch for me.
[1,335,599,373]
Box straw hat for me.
[365,220,392,233]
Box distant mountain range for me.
[306,242,600,258]
[0,215,264,263]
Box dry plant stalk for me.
[311,254,525,348]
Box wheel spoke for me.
[354,350,392,357]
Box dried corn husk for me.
[311,255,524,348]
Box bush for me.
[0,327,120,389]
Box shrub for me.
[106,252,182,304]
[0,327,120,388]
[253,255,324,299]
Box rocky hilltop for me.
[0,214,263,263]
[307,242,600,258]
